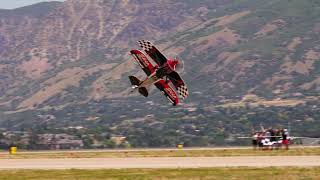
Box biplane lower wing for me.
[130,49,155,76]
[155,79,179,106]
[167,71,189,100]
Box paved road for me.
[0,156,319,169]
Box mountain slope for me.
[1,0,319,109]
[0,0,217,110]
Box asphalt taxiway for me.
[0,156,319,169]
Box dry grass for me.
[193,27,240,53]
[0,167,319,180]
[18,63,115,109]
[219,99,305,108]
[287,37,302,51]
[215,11,251,27]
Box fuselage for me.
[138,59,178,88]
[138,71,160,88]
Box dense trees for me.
[1,98,320,149]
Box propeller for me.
[166,52,185,74]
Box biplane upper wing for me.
[137,40,167,66]
[154,79,179,106]
[167,71,189,100]
[130,49,155,76]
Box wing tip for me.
[137,40,153,51]
[178,85,189,100]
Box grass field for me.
[0,167,319,180]
[0,147,320,159]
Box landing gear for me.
[131,85,138,92]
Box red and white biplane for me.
[129,40,188,106]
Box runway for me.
[0,156,320,169]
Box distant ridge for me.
[0,1,62,17]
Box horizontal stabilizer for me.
[129,76,141,86]
[138,87,148,97]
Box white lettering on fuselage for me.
[164,87,177,99]
[137,53,150,67]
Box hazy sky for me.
[0,0,65,9]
